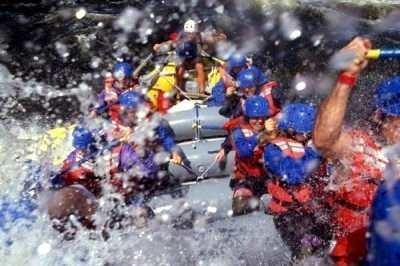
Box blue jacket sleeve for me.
[97,89,106,105]
[119,143,140,172]
[232,128,259,158]
[155,124,176,152]
[249,66,268,86]
[207,79,226,107]
[263,145,322,184]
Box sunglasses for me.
[286,128,310,138]
[249,116,266,121]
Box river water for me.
[0,0,399,265]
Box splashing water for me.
[1,1,400,264]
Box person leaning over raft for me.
[312,37,400,265]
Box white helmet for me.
[184,19,198,33]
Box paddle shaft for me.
[171,161,198,178]
[196,159,217,182]
[133,52,155,77]
[200,50,225,65]
[366,49,400,59]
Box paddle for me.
[132,51,173,78]
[196,159,217,183]
[132,52,156,78]
[140,52,173,85]
[169,159,198,178]
[366,49,400,59]
[200,50,225,66]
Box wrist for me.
[338,73,357,87]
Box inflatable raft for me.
[34,102,233,182]
[143,52,223,111]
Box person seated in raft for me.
[153,19,226,97]
[43,125,157,239]
[91,62,140,120]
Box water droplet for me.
[295,81,307,91]
[280,12,302,41]
[215,5,224,14]
[75,8,87,20]
[37,242,51,255]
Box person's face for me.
[114,70,127,82]
[184,32,196,41]
[381,116,400,145]
[249,116,266,132]
[241,86,256,98]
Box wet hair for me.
[271,87,286,109]
[367,109,387,135]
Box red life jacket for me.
[266,137,314,214]
[156,91,174,114]
[107,119,132,141]
[60,150,102,196]
[333,130,388,237]
[232,122,266,180]
[259,80,281,117]
[222,116,244,132]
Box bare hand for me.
[226,86,236,96]
[171,152,182,165]
[218,33,227,40]
[264,118,278,132]
[337,37,372,77]
[215,149,225,162]
[153,43,161,51]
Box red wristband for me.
[338,73,357,87]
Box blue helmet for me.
[368,180,400,265]
[113,62,133,79]
[227,53,247,68]
[372,76,400,116]
[237,69,257,89]
[119,91,141,110]
[244,96,269,118]
[176,41,198,59]
[278,103,316,134]
[72,125,95,150]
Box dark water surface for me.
[0,0,399,123]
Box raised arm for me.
[313,37,372,160]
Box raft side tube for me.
[170,138,235,182]
[164,106,229,142]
